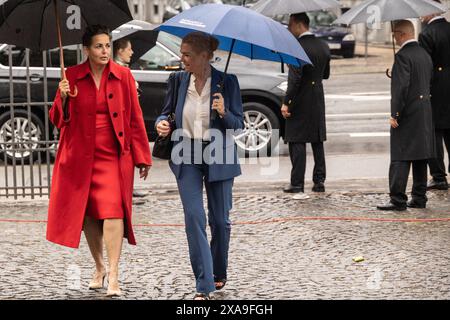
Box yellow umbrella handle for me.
[54,0,78,98]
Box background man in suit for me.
[281,12,330,200]
[419,1,450,191]
[377,20,435,211]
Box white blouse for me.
[182,74,211,140]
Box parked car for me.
[0,31,289,162]
[309,10,356,58]
[274,10,356,58]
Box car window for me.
[157,31,182,55]
[0,46,43,67]
[131,45,177,71]
[0,45,80,68]
[272,11,338,27]
[308,11,337,27]
[47,45,80,68]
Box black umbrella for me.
[112,20,159,65]
[0,0,133,96]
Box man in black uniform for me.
[377,20,435,211]
[281,12,330,199]
[419,2,450,191]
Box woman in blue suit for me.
[155,32,244,300]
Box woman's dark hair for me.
[82,25,112,47]
[113,38,131,58]
[182,32,219,56]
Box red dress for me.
[85,69,124,220]
[47,60,152,248]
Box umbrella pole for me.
[279,53,285,73]
[53,0,77,97]
[220,38,236,90]
[390,21,396,56]
[223,38,236,78]
[213,39,235,120]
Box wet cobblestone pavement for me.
[0,183,449,300]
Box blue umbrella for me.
[157,3,312,74]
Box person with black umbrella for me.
[281,12,330,199]
[419,0,450,191]
[47,25,152,297]
[377,20,435,211]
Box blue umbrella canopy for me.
[158,3,312,69]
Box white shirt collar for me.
[400,39,417,50]
[299,31,314,38]
[429,16,446,25]
[189,74,211,97]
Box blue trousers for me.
[176,161,233,294]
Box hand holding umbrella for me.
[54,0,77,98]
[212,93,225,117]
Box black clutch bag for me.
[152,113,175,160]
[152,71,181,160]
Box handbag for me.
[152,112,175,160]
[152,72,180,160]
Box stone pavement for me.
[0,179,449,300]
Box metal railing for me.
[0,102,58,199]
[0,45,68,199]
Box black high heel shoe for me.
[214,279,227,290]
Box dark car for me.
[309,10,356,58]
[0,31,288,162]
[274,10,356,59]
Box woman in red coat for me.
[46,25,152,297]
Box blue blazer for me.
[155,67,244,182]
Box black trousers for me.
[389,160,428,206]
[428,128,450,182]
[288,142,326,187]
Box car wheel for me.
[0,110,44,164]
[234,102,280,157]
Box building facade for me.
[127,0,167,23]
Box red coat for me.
[46,60,152,248]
